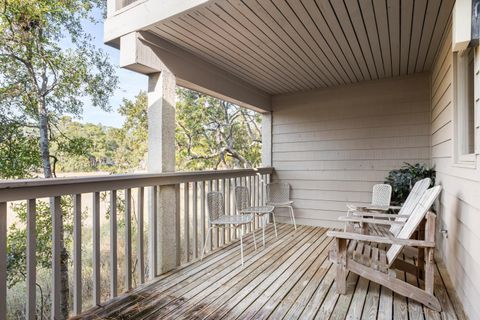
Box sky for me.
[78,8,148,128]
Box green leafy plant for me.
[384,163,436,205]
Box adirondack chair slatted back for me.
[207,192,225,222]
[235,186,250,213]
[386,185,442,266]
[389,178,432,236]
[371,184,392,207]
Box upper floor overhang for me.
[105,0,457,111]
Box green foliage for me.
[0,0,118,178]
[384,163,436,205]
[111,91,148,172]
[0,120,41,179]
[176,88,261,170]
[7,198,74,289]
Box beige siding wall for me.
[431,21,480,320]
[271,74,431,227]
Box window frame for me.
[453,46,478,167]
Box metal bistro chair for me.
[201,191,257,266]
[371,184,393,207]
[235,186,275,247]
[266,182,297,230]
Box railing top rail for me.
[0,167,274,202]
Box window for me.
[453,46,476,164]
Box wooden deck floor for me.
[80,224,465,320]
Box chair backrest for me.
[389,178,432,236]
[386,185,442,266]
[235,186,250,213]
[207,192,225,222]
[371,184,392,207]
[266,182,290,204]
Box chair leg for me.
[262,215,267,247]
[335,238,347,294]
[252,224,257,250]
[272,212,278,238]
[240,226,244,266]
[201,226,212,261]
[289,206,297,230]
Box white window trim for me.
[453,47,478,168]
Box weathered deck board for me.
[78,224,466,320]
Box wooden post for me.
[261,112,272,167]
[424,211,436,294]
[417,218,426,279]
[0,202,7,319]
[335,238,348,294]
[147,70,178,273]
[26,199,36,320]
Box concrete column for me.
[261,112,273,167]
[147,70,178,273]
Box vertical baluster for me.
[93,192,101,305]
[137,187,145,284]
[221,178,226,246]
[192,182,198,259]
[208,180,213,251]
[175,184,181,267]
[125,188,132,291]
[110,191,118,298]
[215,179,220,248]
[51,196,62,319]
[253,175,257,230]
[73,194,82,314]
[200,181,206,256]
[232,178,240,239]
[225,178,231,243]
[183,183,190,262]
[260,175,266,206]
[26,199,36,320]
[148,186,158,279]
[0,202,6,319]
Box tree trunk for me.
[38,101,52,178]
[38,100,69,319]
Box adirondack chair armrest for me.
[327,231,436,248]
[350,212,410,219]
[338,216,405,226]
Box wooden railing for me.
[0,167,273,319]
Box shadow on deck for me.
[77,224,465,320]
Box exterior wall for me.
[431,20,480,320]
[271,74,431,227]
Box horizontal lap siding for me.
[271,74,431,227]
[431,21,480,320]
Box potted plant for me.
[384,163,436,206]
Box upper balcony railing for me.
[0,167,273,319]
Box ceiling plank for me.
[400,0,414,75]
[286,0,353,84]
[415,0,442,72]
[345,0,379,80]
[408,0,428,74]
[373,0,393,78]
[359,0,385,79]
[329,0,372,80]
[387,0,401,77]
[423,0,454,70]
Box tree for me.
[0,0,118,178]
[1,1,118,318]
[176,88,262,170]
[110,88,262,172]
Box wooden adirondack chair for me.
[328,185,442,311]
[343,178,432,236]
